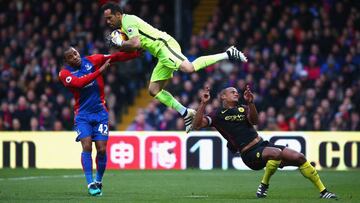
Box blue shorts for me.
[74,110,109,142]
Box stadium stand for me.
[129,0,360,131]
[0,0,172,131]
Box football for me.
[109,29,128,47]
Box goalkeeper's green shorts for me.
[150,38,187,82]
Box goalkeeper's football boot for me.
[256,183,269,198]
[88,182,101,196]
[95,182,103,195]
[320,189,337,199]
[226,46,248,62]
[184,108,196,133]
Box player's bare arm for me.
[120,36,141,51]
[244,85,258,125]
[193,86,211,130]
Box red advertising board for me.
[145,136,181,169]
[107,136,140,169]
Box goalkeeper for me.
[102,2,248,133]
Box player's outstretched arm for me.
[105,50,141,63]
[112,36,141,52]
[87,51,140,68]
[59,59,110,88]
[193,86,211,130]
[121,36,141,51]
[244,85,258,125]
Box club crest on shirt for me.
[238,107,245,113]
[85,63,92,71]
[127,28,133,33]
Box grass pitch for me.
[0,169,358,203]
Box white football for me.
[109,29,128,47]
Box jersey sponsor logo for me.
[84,81,95,88]
[238,107,245,112]
[224,114,246,121]
[65,76,72,83]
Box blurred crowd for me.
[129,0,360,131]
[0,0,359,132]
[0,0,171,131]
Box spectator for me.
[12,118,21,131]
[39,106,55,130]
[348,112,360,131]
[127,110,154,131]
[175,118,185,131]
[13,96,33,130]
[279,96,297,121]
[276,113,289,131]
[157,109,177,131]
[30,117,40,131]
[53,120,64,131]
[256,111,267,131]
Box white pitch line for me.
[0,174,84,181]
[184,195,208,198]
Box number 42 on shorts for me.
[98,124,108,135]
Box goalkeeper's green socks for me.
[154,90,187,116]
[299,161,326,192]
[261,160,281,185]
[192,53,228,71]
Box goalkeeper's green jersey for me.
[121,14,172,57]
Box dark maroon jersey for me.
[207,105,258,151]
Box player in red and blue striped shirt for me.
[59,47,140,196]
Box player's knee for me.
[97,148,106,155]
[148,87,160,97]
[180,61,195,73]
[273,151,282,160]
[296,153,307,164]
[82,144,92,152]
[263,147,282,161]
